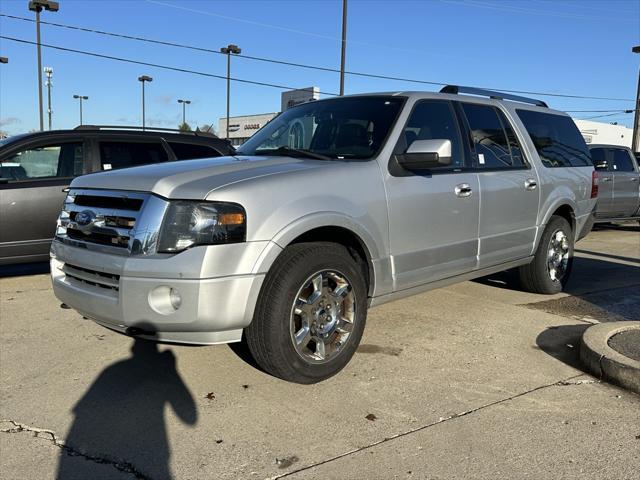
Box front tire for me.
[519,215,574,294]
[246,242,368,384]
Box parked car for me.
[51,86,596,383]
[0,126,233,265]
[588,144,640,222]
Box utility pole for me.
[339,0,348,96]
[178,99,191,125]
[138,75,153,130]
[220,44,241,140]
[28,1,59,131]
[73,95,88,125]
[44,66,53,130]
[632,46,640,154]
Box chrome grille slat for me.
[62,264,120,289]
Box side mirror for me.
[397,139,452,170]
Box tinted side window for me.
[461,103,513,168]
[168,142,221,160]
[0,142,83,181]
[589,148,610,170]
[99,141,168,170]
[399,100,464,168]
[611,149,635,172]
[517,110,592,167]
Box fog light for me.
[148,286,182,315]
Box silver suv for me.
[51,86,597,383]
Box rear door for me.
[590,147,615,217]
[0,139,86,262]
[386,99,480,290]
[459,102,539,267]
[610,147,640,216]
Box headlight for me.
[157,201,246,253]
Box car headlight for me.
[157,201,246,253]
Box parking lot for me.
[1,225,639,480]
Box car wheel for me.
[519,215,574,294]
[246,242,368,384]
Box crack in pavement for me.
[0,419,152,480]
[268,374,591,479]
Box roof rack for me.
[440,85,548,108]
[73,125,219,138]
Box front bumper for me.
[50,240,278,345]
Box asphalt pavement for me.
[1,225,638,480]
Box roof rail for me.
[73,125,219,138]
[440,85,548,108]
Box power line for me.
[565,109,636,113]
[0,13,634,103]
[0,35,340,96]
[578,111,634,120]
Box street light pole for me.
[339,0,348,96]
[138,75,153,130]
[220,44,241,140]
[632,46,640,154]
[178,99,191,125]
[44,66,53,130]
[73,95,88,125]
[28,1,59,132]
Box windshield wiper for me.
[252,146,334,161]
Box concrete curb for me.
[580,321,640,394]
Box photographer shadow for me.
[57,337,197,480]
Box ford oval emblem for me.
[75,210,95,227]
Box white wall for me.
[573,119,632,147]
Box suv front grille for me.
[56,189,151,253]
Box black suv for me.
[0,126,234,265]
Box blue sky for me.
[0,0,638,135]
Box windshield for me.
[237,96,405,160]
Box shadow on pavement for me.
[592,222,640,233]
[57,337,197,480]
[535,324,590,370]
[0,261,50,278]
[474,256,640,321]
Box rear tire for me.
[246,242,368,384]
[519,216,574,294]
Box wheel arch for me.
[256,213,383,298]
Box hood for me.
[71,155,326,199]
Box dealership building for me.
[219,87,320,146]
[573,119,633,148]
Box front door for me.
[385,100,479,291]
[610,147,640,216]
[0,140,85,262]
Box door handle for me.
[601,177,612,182]
[455,183,472,197]
[524,178,537,190]
[631,177,638,182]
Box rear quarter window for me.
[168,142,222,160]
[516,110,592,168]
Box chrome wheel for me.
[290,270,356,363]
[547,229,570,282]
